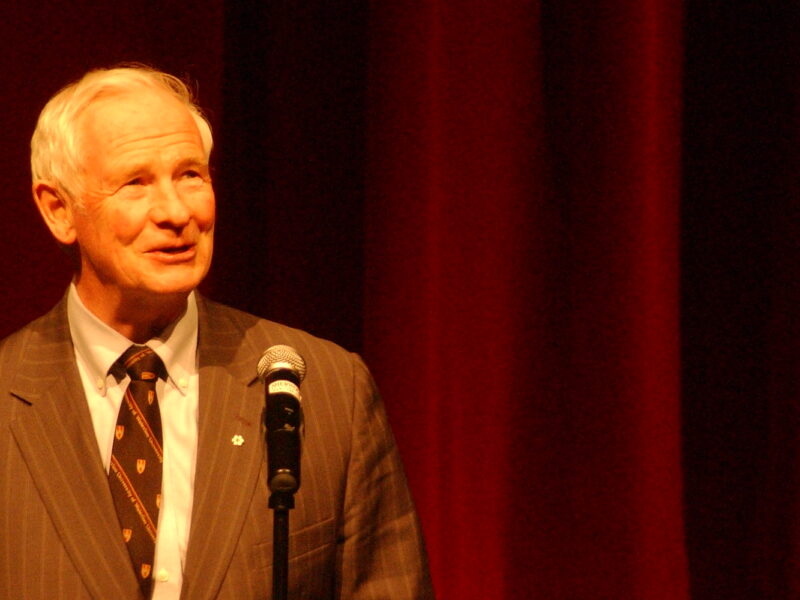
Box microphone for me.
[257,345,307,496]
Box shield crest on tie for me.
[137,459,146,474]
[141,563,152,578]
[115,425,125,440]
[122,528,132,542]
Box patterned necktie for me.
[108,345,167,599]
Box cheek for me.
[108,205,150,244]
[193,191,216,231]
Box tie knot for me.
[118,345,166,382]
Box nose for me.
[150,180,191,228]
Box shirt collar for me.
[67,283,198,396]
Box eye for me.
[125,177,145,187]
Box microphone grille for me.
[257,345,307,382]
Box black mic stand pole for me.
[270,490,294,600]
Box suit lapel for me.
[181,299,268,600]
[8,299,141,599]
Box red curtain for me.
[0,2,797,599]
[365,2,686,597]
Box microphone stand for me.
[264,387,302,600]
[259,346,305,600]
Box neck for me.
[111,304,185,343]
[74,283,189,343]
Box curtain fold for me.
[365,1,686,598]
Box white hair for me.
[30,65,213,202]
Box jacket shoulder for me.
[199,297,356,362]
[197,297,365,391]
[0,308,64,381]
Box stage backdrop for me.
[0,2,796,599]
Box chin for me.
[142,264,209,296]
[140,278,203,299]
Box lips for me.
[146,242,197,262]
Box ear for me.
[32,182,77,245]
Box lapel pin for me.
[231,434,245,446]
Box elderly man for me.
[0,67,432,600]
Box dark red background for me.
[0,2,796,598]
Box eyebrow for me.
[115,156,209,178]
[174,157,210,171]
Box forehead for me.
[78,87,203,158]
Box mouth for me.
[161,244,191,254]
[147,243,197,262]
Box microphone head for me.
[257,345,307,382]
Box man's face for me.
[69,88,215,310]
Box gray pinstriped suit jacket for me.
[0,294,433,599]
